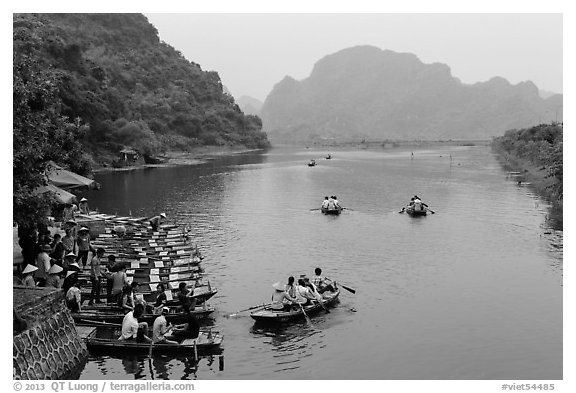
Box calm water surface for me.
[79,146,562,380]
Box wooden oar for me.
[226,303,271,317]
[327,279,356,294]
[398,208,406,213]
[298,302,313,325]
[338,283,356,294]
[427,208,436,214]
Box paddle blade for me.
[340,284,356,294]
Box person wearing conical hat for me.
[149,213,167,231]
[75,227,94,268]
[46,264,64,289]
[78,197,90,214]
[270,281,297,311]
[62,267,79,294]
[22,264,38,287]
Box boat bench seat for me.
[181,338,199,346]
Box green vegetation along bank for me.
[13,13,270,229]
[492,123,562,228]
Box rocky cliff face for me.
[260,46,562,143]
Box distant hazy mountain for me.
[261,46,563,143]
[539,89,560,99]
[237,95,263,116]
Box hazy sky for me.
[145,13,562,102]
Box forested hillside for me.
[13,13,269,226]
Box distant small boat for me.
[326,154,332,159]
[143,154,167,164]
[308,159,317,167]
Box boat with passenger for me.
[79,325,223,355]
[250,289,340,323]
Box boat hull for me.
[73,306,215,325]
[82,326,222,355]
[250,290,340,323]
[321,207,342,215]
[406,207,427,216]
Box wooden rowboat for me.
[80,325,223,355]
[250,289,340,323]
[73,305,215,325]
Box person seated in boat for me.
[46,264,64,289]
[132,281,147,310]
[149,213,167,231]
[153,283,168,314]
[65,280,82,312]
[165,309,200,343]
[119,284,135,313]
[412,195,428,212]
[113,225,126,238]
[177,282,197,313]
[303,276,323,302]
[311,268,337,294]
[119,304,151,343]
[326,196,336,211]
[270,282,297,312]
[321,196,329,210]
[78,198,90,214]
[295,278,316,306]
[285,276,297,299]
[152,307,179,345]
[22,264,38,287]
[333,196,341,209]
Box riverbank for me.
[492,148,563,229]
[93,146,263,173]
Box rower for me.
[119,304,151,343]
[295,278,316,306]
[153,283,168,314]
[152,307,179,345]
[321,196,329,210]
[311,267,337,294]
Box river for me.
[78,145,562,380]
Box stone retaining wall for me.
[13,286,88,379]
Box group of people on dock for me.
[270,268,338,312]
[321,196,341,211]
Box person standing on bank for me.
[76,227,94,268]
[88,247,105,305]
[35,244,52,287]
[149,213,167,231]
[49,233,65,266]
